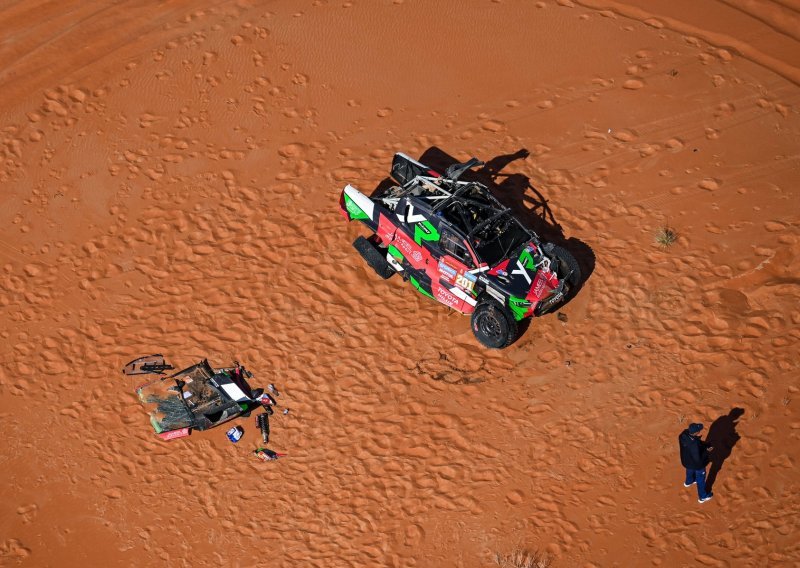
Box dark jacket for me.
[679,430,709,469]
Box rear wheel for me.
[353,236,395,279]
[536,245,581,315]
[550,245,581,292]
[471,300,518,349]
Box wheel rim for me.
[477,311,503,342]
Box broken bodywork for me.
[134,359,262,440]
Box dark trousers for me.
[685,468,710,499]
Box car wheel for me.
[471,301,518,349]
[550,244,581,300]
[543,245,581,313]
[353,236,395,279]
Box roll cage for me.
[378,165,539,267]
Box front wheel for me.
[471,301,518,349]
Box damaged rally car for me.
[134,358,266,441]
[339,153,581,348]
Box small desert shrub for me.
[654,226,678,248]
[493,549,552,568]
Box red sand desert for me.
[1,1,798,566]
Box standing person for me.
[679,423,713,503]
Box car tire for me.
[534,244,582,316]
[550,245,581,298]
[353,236,395,279]
[471,300,518,349]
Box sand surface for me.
[1,1,798,566]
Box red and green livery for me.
[339,153,581,348]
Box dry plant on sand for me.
[654,226,678,248]
[493,549,552,568]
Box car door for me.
[433,228,479,312]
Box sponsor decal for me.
[344,194,369,221]
[438,259,457,283]
[435,285,461,308]
[396,203,441,244]
[531,272,549,299]
[413,219,440,245]
[455,271,476,293]
[511,259,532,285]
[394,233,424,266]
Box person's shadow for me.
[705,407,745,492]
